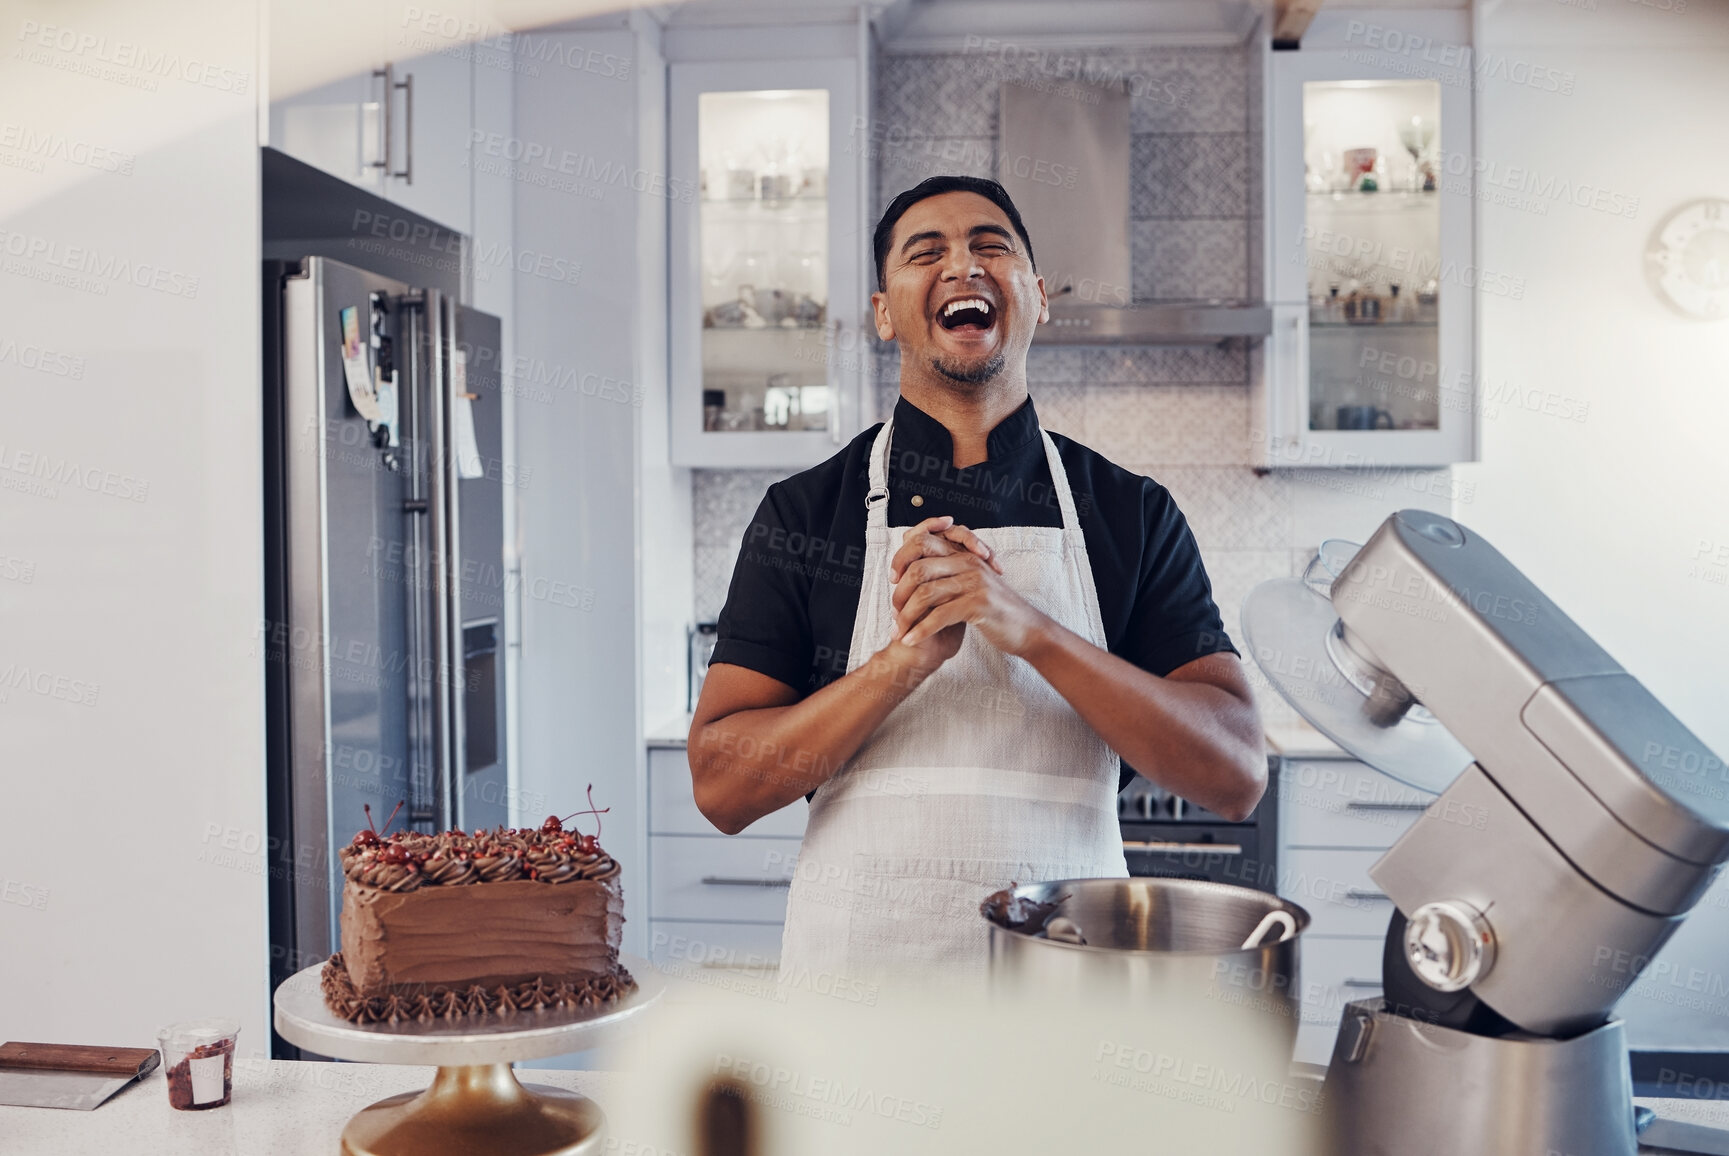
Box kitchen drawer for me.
[1294,937,1385,1067]
[1280,759,1432,849]
[649,748,809,839]
[1280,848,1397,938]
[650,834,799,922]
[648,919,784,973]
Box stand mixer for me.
[1243,510,1729,1156]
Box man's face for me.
[873,191,1048,388]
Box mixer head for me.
[1240,539,1472,795]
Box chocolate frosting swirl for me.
[354,860,423,892]
[419,852,477,886]
[339,823,619,889]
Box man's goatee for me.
[930,352,1006,386]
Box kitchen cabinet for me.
[269,71,382,195]
[668,52,869,468]
[1256,43,1476,467]
[646,746,806,972]
[270,50,474,234]
[382,49,475,232]
[1277,755,1433,1066]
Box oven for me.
[1116,755,1280,894]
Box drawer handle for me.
[700,876,792,888]
[1345,801,1429,812]
[1123,841,1243,855]
[1341,977,1383,989]
[1344,889,1391,902]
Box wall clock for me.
[1645,197,1729,319]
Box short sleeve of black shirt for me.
[708,400,1238,792]
[1053,438,1237,679]
[711,483,822,692]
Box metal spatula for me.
[0,1041,160,1110]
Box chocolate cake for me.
[320,809,635,1023]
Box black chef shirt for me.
[710,396,1238,793]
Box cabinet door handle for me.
[701,958,779,971]
[1122,841,1243,855]
[701,876,792,888]
[828,319,843,446]
[1344,889,1390,902]
[1341,977,1383,989]
[399,70,414,184]
[1345,801,1429,812]
[371,63,394,173]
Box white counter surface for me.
[0,1059,619,1156]
[4,1057,1726,1154]
[652,715,1348,759]
[646,714,692,749]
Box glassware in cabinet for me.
[670,57,865,468]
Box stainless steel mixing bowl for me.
[984,878,1311,1043]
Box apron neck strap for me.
[865,415,894,528]
[1037,430,1083,532]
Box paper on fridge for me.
[451,349,483,479]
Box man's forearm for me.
[1020,621,1266,820]
[690,649,932,834]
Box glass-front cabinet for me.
[670,59,864,467]
[1261,49,1474,467]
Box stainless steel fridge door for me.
[414,291,509,834]
[451,302,509,830]
[270,261,508,991]
[279,257,420,961]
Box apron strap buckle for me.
[865,486,889,510]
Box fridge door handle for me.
[426,293,456,832]
[399,292,439,829]
[440,297,466,829]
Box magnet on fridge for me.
[375,368,400,448]
[340,305,382,422]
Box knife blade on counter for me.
[0,1041,161,1111]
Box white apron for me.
[777,414,1129,982]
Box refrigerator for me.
[262,256,508,1056]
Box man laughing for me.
[690,175,1265,976]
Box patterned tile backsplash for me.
[690,40,1442,740]
[1129,134,1248,221]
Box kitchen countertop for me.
[1261,721,1349,760]
[646,714,692,748]
[6,1057,1724,1153]
[651,714,1350,759]
[0,1059,621,1156]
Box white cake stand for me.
[273,956,663,1156]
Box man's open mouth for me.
[936,296,996,332]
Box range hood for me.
[1040,298,1272,345]
[998,80,1270,347]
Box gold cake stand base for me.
[341,1064,604,1156]
[271,958,663,1156]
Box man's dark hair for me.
[872,175,1036,292]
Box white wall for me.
[1470,0,1729,1048]
[469,31,525,823]
[633,17,691,738]
[511,19,655,954]
[0,0,268,1047]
